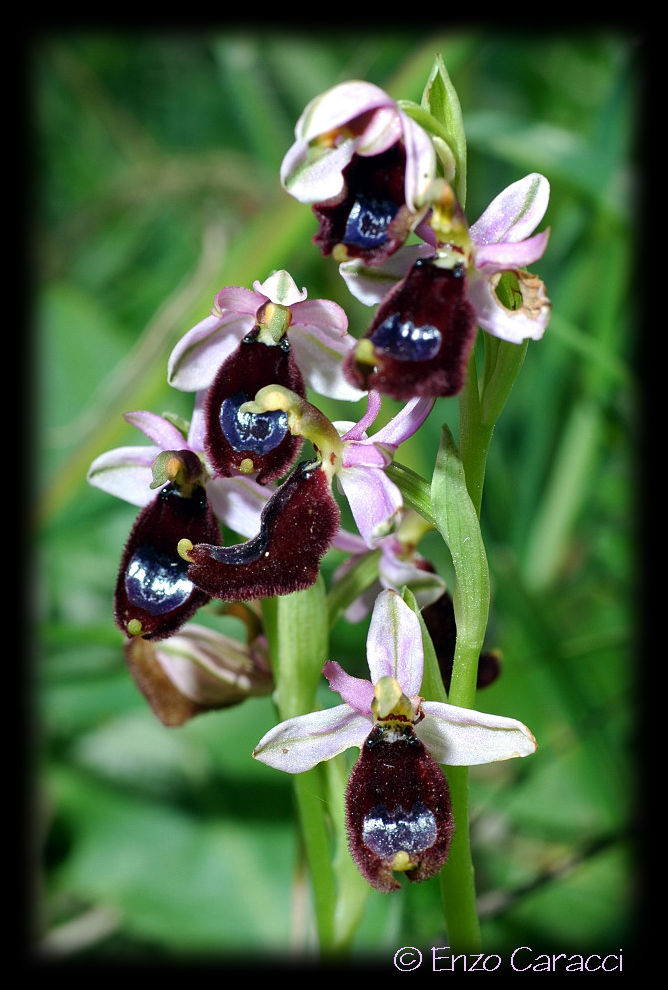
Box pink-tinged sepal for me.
[114,479,221,641]
[343,257,477,400]
[182,460,340,602]
[203,329,305,484]
[346,722,454,892]
[312,144,415,267]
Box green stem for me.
[430,423,488,952]
[262,581,337,954]
[432,332,529,951]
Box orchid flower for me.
[87,401,223,641]
[167,269,363,401]
[341,173,551,348]
[176,389,433,603]
[332,508,447,623]
[280,81,436,267]
[253,590,537,891]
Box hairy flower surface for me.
[343,255,478,399]
[167,269,363,401]
[178,459,340,602]
[253,590,537,890]
[342,173,551,348]
[114,468,221,641]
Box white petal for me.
[470,173,550,246]
[252,704,371,774]
[295,81,395,144]
[337,465,402,547]
[167,314,251,391]
[288,324,365,401]
[366,589,424,697]
[87,446,158,506]
[417,701,538,765]
[253,270,307,306]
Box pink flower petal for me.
[474,229,550,273]
[337,465,403,547]
[323,660,374,714]
[417,701,538,765]
[366,589,424,697]
[470,173,550,246]
[252,704,372,774]
[123,410,188,450]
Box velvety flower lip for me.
[167,269,363,400]
[114,476,221,641]
[281,81,436,213]
[342,256,478,400]
[340,173,552,346]
[253,590,537,774]
[179,459,341,603]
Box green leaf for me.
[430,425,489,710]
[421,53,467,206]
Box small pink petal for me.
[323,660,374,713]
[123,410,188,450]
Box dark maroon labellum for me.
[346,720,454,892]
[114,482,221,641]
[343,258,478,400]
[313,144,413,266]
[203,330,305,484]
[184,460,340,602]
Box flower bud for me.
[422,592,502,692]
[123,622,273,727]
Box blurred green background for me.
[32,29,640,966]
